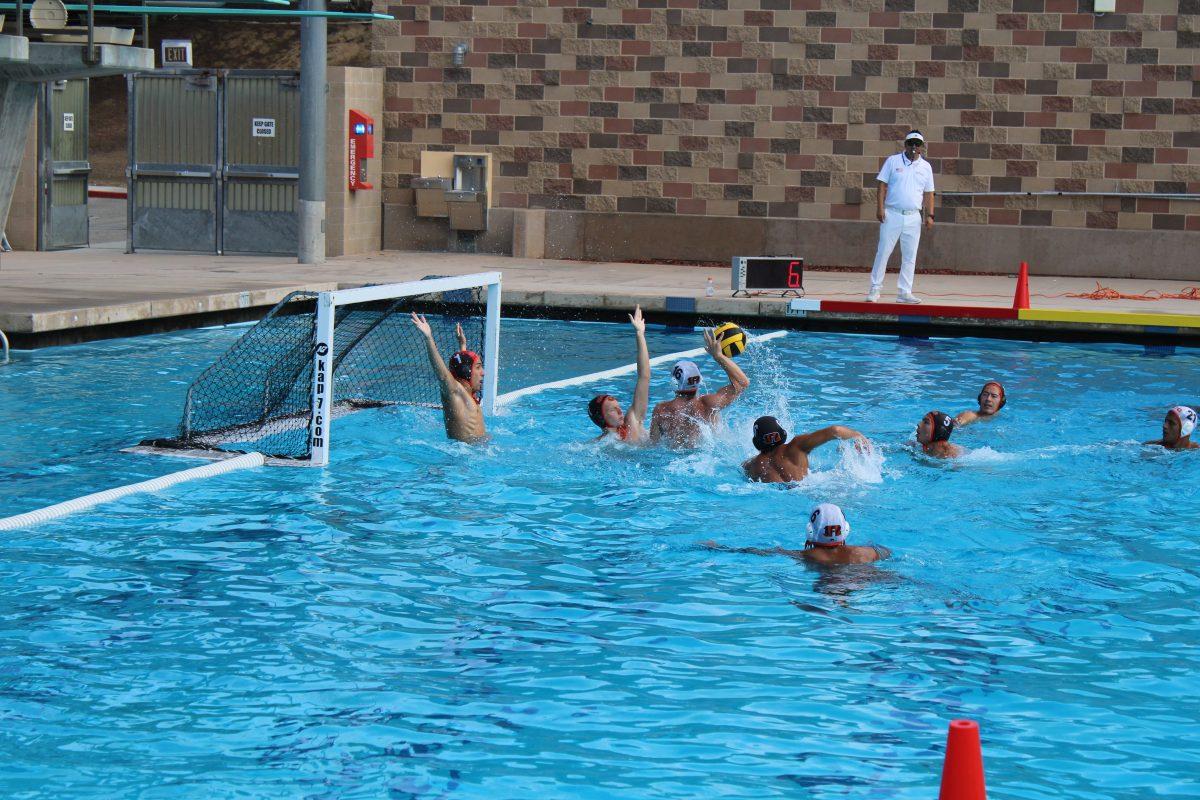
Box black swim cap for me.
[752,416,788,452]
[448,350,479,381]
[927,411,955,442]
[588,394,614,429]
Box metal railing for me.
[0,329,10,365]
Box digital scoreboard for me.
[731,257,804,297]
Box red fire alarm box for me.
[348,110,374,191]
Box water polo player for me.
[650,327,750,448]
[956,380,1006,427]
[411,315,487,443]
[587,305,651,444]
[1145,405,1199,450]
[701,503,889,565]
[742,416,871,483]
[916,410,960,458]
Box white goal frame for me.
[308,271,502,467]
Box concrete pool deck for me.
[1,246,1198,347]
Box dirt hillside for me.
[91,18,371,184]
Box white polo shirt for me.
[877,152,935,211]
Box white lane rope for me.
[496,330,788,407]
[0,452,266,531]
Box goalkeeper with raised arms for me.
[411,314,487,443]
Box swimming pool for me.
[1,321,1198,798]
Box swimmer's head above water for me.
[588,394,625,430]
[1164,405,1197,445]
[448,350,485,394]
[806,503,850,548]
[978,381,1006,415]
[672,360,703,395]
[917,411,955,445]
[752,416,788,452]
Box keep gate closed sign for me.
[252,118,276,138]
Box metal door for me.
[221,73,300,255]
[128,72,219,252]
[38,79,90,250]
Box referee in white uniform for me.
[866,130,935,304]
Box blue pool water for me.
[1,322,1199,799]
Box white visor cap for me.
[905,131,925,144]
[807,503,850,546]
[673,360,703,393]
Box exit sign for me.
[161,39,193,68]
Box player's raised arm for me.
[701,327,750,411]
[789,425,869,455]
[626,305,651,428]
[412,312,455,389]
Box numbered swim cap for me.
[926,411,955,442]
[449,350,479,381]
[752,416,788,452]
[1170,405,1197,438]
[807,503,850,547]
[673,360,703,394]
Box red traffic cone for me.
[938,719,987,800]
[1012,261,1030,310]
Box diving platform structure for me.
[0,32,154,245]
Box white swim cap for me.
[807,503,850,547]
[672,360,703,393]
[1170,405,1197,438]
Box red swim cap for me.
[449,350,480,381]
[979,380,1006,410]
[588,395,615,428]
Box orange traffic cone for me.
[1012,262,1030,310]
[938,719,987,800]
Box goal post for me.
[139,271,502,467]
[307,271,502,466]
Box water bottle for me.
[705,277,715,298]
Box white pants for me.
[869,209,922,295]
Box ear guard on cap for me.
[589,395,615,429]
[1170,405,1197,438]
[449,350,480,381]
[752,416,788,452]
[672,361,703,393]
[806,503,850,547]
[979,381,1006,411]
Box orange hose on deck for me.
[1063,283,1200,302]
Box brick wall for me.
[372,0,1200,257]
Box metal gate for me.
[127,70,299,255]
[39,79,90,250]
[222,73,300,254]
[128,72,218,252]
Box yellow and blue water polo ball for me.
[714,322,747,357]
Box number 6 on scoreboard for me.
[787,260,802,289]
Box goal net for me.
[139,272,501,465]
